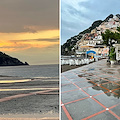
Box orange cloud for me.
[0,29,59,52]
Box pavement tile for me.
[105,77,119,82]
[61,78,71,85]
[88,78,109,85]
[61,59,120,120]
[113,89,120,96]
[115,81,120,85]
[61,76,68,81]
[65,98,104,120]
[61,84,78,93]
[97,74,111,78]
[111,105,120,117]
[75,81,93,88]
[72,71,84,74]
[69,77,87,83]
[62,73,78,79]
[100,82,119,91]
[62,89,88,104]
[94,94,120,108]
[83,87,104,96]
[88,111,118,120]
[85,76,100,81]
[61,108,68,120]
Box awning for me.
[86,50,96,54]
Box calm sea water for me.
[0,64,59,78]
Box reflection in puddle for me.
[78,73,93,78]
[90,80,120,99]
[78,74,120,99]
[88,68,95,71]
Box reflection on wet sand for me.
[0,79,31,83]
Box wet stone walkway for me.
[61,59,120,120]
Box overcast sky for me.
[61,0,120,44]
[0,0,59,65]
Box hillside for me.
[0,52,29,66]
[61,14,120,55]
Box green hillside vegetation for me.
[101,27,120,46]
[61,20,103,55]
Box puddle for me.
[78,74,88,77]
[78,73,93,78]
[88,79,120,98]
[107,71,114,74]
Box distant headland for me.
[0,51,29,66]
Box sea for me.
[0,64,59,79]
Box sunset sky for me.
[0,0,59,65]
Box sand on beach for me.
[0,112,59,120]
[0,77,59,120]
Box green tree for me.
[117,27,120,32]
[109,47,116,60]
[101,29,113,46]
[102,29,120,46]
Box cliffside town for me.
[62,14,120,56]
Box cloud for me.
[0,40,59,52]
[61,0,120,44]
[0,0,59,33]
[61,0,92,44]
[0,29,59,52]
[11,37,59,42]
[6,43,59,65]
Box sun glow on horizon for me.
[0,29,59,52]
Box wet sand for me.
[0,77,59,120]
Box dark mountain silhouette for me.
[0,52,29,66]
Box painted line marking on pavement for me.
[108,110,120,120]
[61,101,73,120]
[81,109,106,120]
[61,88,79,94]
[62,69,120,120]
[64,97,89,105]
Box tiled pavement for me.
[61,59,120,120]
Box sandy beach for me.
[0,76,59,120]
